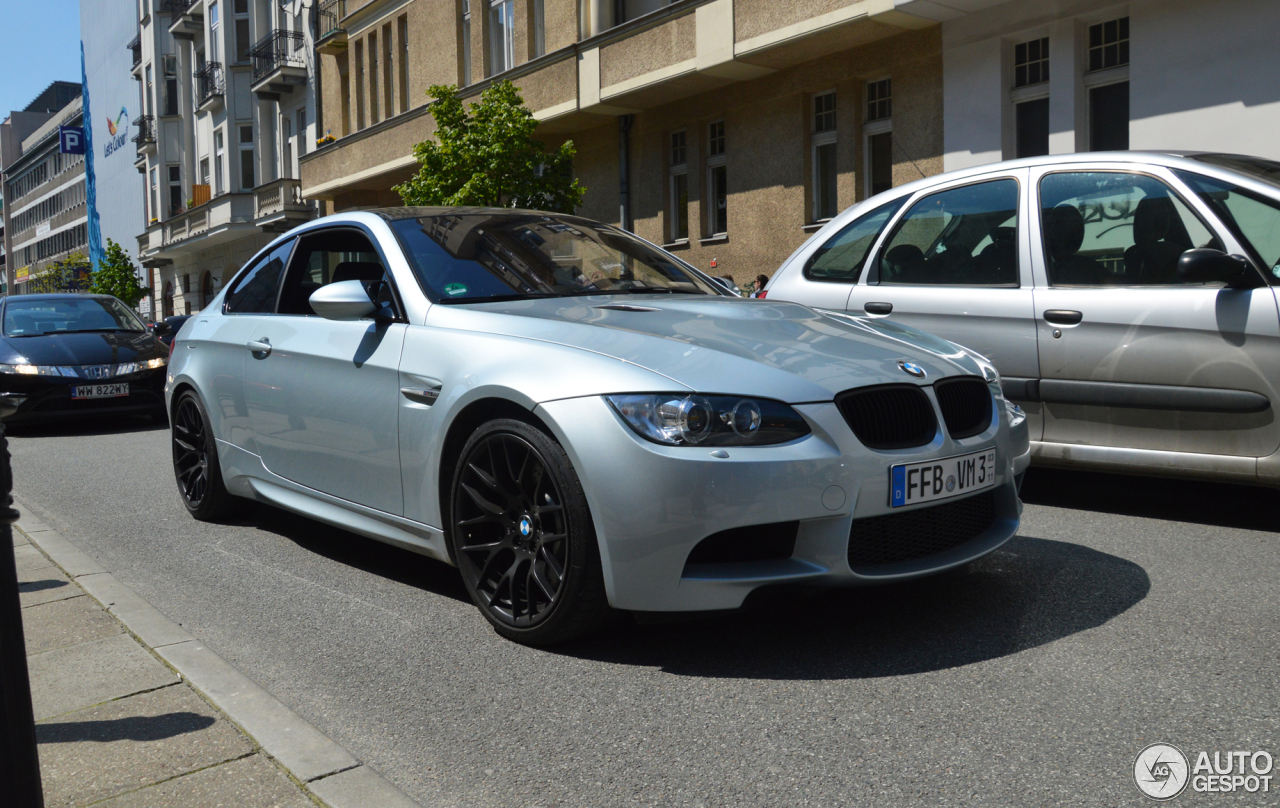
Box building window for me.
[214,129,225,195]
[145,65,154,116]
[209,1,220,58]
[239,125,255,190]
[1090,81,1129,151]
[369,32,380,124]
[461,0,472,85]
[163,55,179,116]
[339,55,352,134]
[282,116,294,179]
[1014,37,1048,87]
[383,23,394,116]
[669,130,688,242]
[866,78,891,123]
[149,167,159,221]
[707,120,726,235]
[489,0,514,75]
[1087,17,1129,72]
[812,91,837,221]
[234,0,251,63]
[398,15,410,111]
[168,165,183,216]
[200,157,210,189]
[354,40,366,129]
[1016,97,1050,158]
[532,0,545,57]
[296,108,307,157]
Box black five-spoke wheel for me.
[171,390,236,521]
[451,419,609,644]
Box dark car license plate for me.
[71,383,129,400]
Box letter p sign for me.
[59,126,85,155]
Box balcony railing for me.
[132,115,156,148]
[159,0,197,13]
[317,0,346,40]
[194,62,225,107]
[251,30,307,83]
[255,177,311,220]
[128,34,142,68]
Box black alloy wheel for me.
[450,419,609,644]
[171,390,237,521]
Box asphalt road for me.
[9,415,1279,807]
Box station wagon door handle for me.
[1043,310,1083,326]
[863,302,893,315]
[246,339,272,357]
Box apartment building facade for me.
[132,0,319,317]
[1,87,91,294]
[300,0,963,284]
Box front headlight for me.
[605,394,811,446]
[0,364,65,376]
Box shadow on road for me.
[6,415,165,439]
[556,536,1148,679]
[1020,467,1280,532]
[242,504,471,605]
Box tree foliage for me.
[27,251,92,295]
[394,82,585,213]
[86,239,149,307]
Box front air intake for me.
[934,376,993,440]
[848,491,997,569]
[836,384,937,450]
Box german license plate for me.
[71,383,129,400]
[890,449,997,508]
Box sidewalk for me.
[12,505,422,808]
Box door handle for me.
[400,383,442,406]
[1043,310,1083,326]
[246,338,272,357]
[863,301,893,315]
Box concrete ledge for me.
[76,572,195,649]
[310,764,422,808]
[157,640,359,784]
[21,525,108,577]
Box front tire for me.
[172,390,238,521]
[449,419,610,645]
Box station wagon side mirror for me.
[310,280,377,321]
[1178,248,1261,289]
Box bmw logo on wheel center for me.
[898,360,926,378]
[519,517,533,537]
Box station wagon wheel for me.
[171,390,237,521]
[450,419,610,645]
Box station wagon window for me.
[276,228,396,316]
[876,179,1019,286]
[803,196,907,283]
[1174,169,1280,282]
[1039,172,1220,286]
[224,239,295,314]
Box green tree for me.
[86,239,149,307]
[395,81,585,213]
[28,251,92,295]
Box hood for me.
[0,330,166,366]
[426,296,981,402]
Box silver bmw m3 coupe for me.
[167,207,1030,644]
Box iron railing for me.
[194,62,225,106]
[251,30,307,82]
[132,115,156,147]
[128,33,142,68]
[159,0,197,14]
[317,0,346,40]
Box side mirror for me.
[310,280,377,321]
[1178,248,1260,289]
[151,322,172,336]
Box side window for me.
[1174,170,1280,281]
[803,197,907,283]
[877,179,1019,286]
[277,228,395,317]
[1039,171,1222,286]
[223,239,294,314]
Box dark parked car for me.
[0,294,169,423]
[149,314,193,347]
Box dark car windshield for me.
[388,212,721,302]
[3,297,147,337]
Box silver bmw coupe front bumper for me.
[537,395,1026,613]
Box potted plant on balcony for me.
[317,129,337,148]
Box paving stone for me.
[36,685,254,808]
[95,753,315,808]
[28,633,180,720]
[21,595,122,655]
[13,528,30,545]
[18,565,78,608]
[13,541,52,571]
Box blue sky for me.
[0,0,82,117]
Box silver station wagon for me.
[768,152,1280,489]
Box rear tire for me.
[171,390,238,521]
[449,418,611,645]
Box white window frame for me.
[668,129,688,244]
[489,0,515,75]
[706,120,727,237]
[209,0,220,59]
[214,128,225,196]
[811,90,837,223]
[863,78,892,199]
[462,0,472,85]
[532,0,545,58]
[239,124,255,191]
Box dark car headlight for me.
[606,394,811,446]
[0,358,167,377]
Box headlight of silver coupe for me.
[606,394,811,446]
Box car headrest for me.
[331,262,386,284]
[1045,205,1085,258]
[1133,196,1176,247]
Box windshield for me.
[3,297,147,337]
[388,212,722,302]
[1188,154,1280,193]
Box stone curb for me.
[14,497,423,808]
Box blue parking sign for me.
[59,126,85,155]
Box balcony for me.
[194,62,225,111]
[128,33,142,74]
[251,30,308,98]
[138,192,257,260]
[132,115,156,157]
[254,177,314,230]
[162,0,203,40]
[316,0,348,55]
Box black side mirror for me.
[1178,248,1260,289]
[152,321,173,336]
